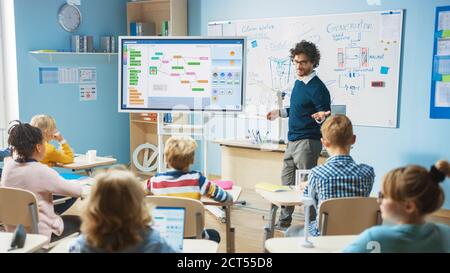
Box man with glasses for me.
[266,40,331,230]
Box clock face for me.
[58,4,81,32]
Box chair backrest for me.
[318,197,382,236]
[0,187,40,233]
[145,196,205,238]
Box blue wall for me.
[14,0,130,164]
[188,0,450,208]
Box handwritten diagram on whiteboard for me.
[209,10,403,128]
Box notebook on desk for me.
[255,183,292,192]
[152,207,185,252]
[212,180,233,190]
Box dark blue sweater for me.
[286,77,331,141]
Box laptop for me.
[152,207,185,252]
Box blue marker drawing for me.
[380,66,390,75]
[251,40,258,48]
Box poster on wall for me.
[79,84,97,101]
[78,67,97,84]
[58,68,78,84]
[430,6,450,119]
[39,67,59,84]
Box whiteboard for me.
[208,10,404,128]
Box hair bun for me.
[430,165,446,184]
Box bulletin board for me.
[430,6,450,119]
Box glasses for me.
[293,60,311,67]
[377,191,384,204]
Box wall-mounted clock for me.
[58,3,81,32]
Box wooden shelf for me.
[130,119,158,124]
[127,0,187,174]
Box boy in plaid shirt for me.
[287,115,375,237]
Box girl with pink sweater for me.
[0,121,83,242]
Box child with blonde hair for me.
[146,136,232,242]
[69,168,176,253]
[30,114,74,167]
[344,160,450,253]
[31,114,78,215]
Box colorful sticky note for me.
[442,75,450,82]
[380,66,390,75]
[251,40,258,48]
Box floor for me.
[203,188,305,253]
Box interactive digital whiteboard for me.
[119,37,247,112]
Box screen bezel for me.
[118,36,247,113]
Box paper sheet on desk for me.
[255,183,292,192]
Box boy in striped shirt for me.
[147,136,232,203]
[146,136,232,242]
[287,114,375,237]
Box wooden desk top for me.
[214,139,330,158]
[0,232,48,253]
[214,139,287,152]
[265,235,358,253]
[48,238,219,253]
[201,186,242,206]
[61,155,117,170]
[256,188,303,207]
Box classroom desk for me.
[265,235,358,253]
[214,139,327,190]
[61,154,117,176]
[48,238,219,253]
[255,187,303,248]
[0,232,48,253]
[201,186,242,254]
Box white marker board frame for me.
[209,10,404,128]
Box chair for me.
[146,196,205,239]
[0,187,40,234]
[0,187,79,251]
[318,197,382,236]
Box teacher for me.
[266,40,331,230]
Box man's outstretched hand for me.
[267,109,280,121]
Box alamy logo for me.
[132,143,158,173]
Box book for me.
[255,183,292,192]
[161,20,169,36]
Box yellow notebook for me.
[255,183,292,192]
